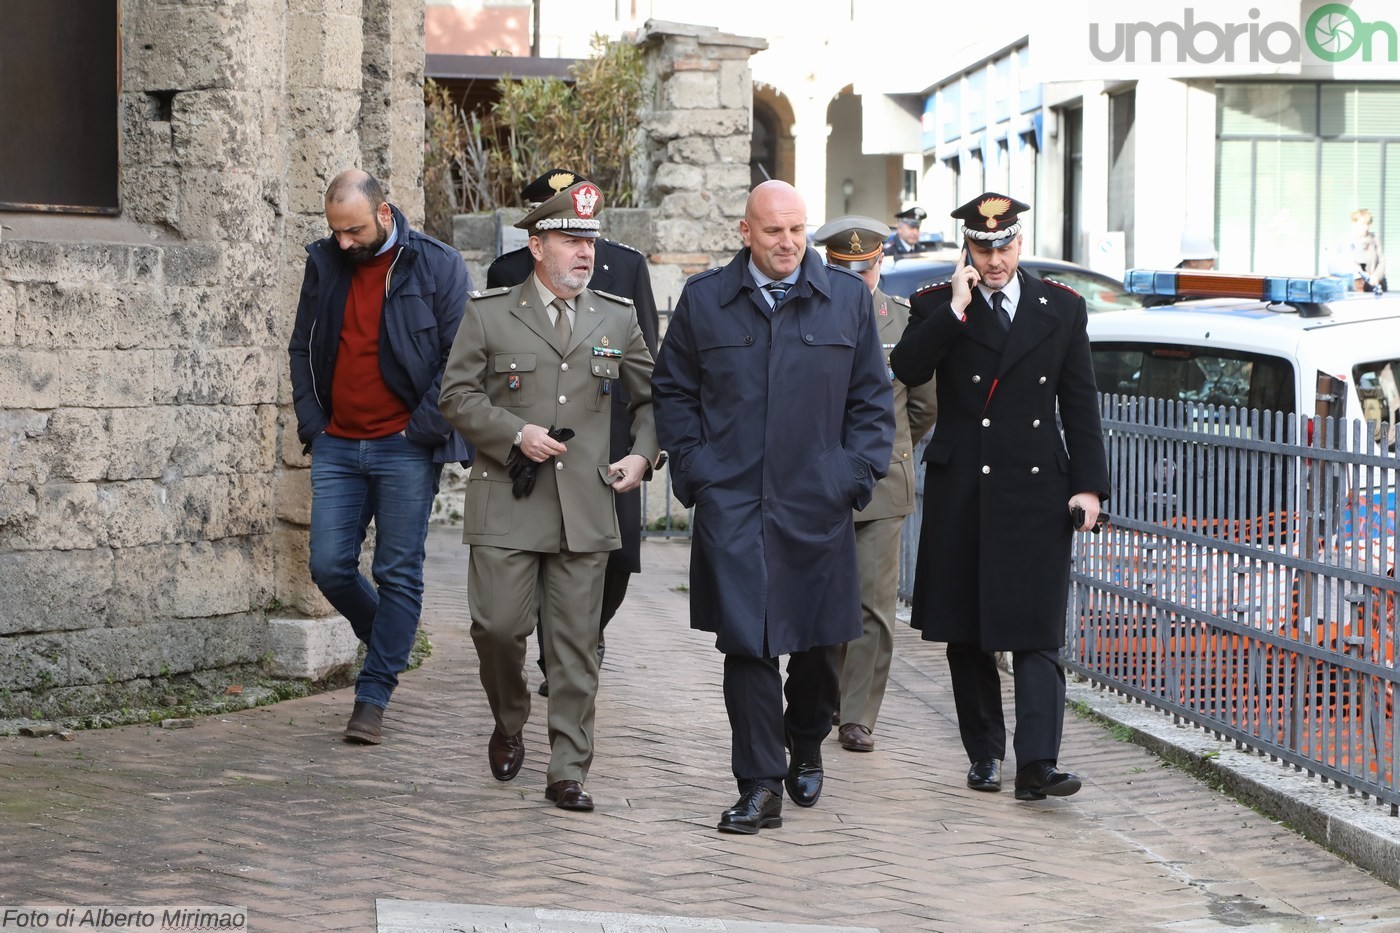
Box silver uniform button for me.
[481,470,488,478]
[1031,466,1040,474]
[981,465,991,474]
[972,375,982,384]
[509,362,517,370]
[981,418,991,427]
[1038,376,1047,384]
[555,461,564,471]
[558,395,567,404]
[1032,419,1041,428]
[561,362,569,372]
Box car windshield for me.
[879,258,1141,313]
[1040,269,1142,314]
[1091,342,1296,413]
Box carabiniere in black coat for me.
[888,269,1110,652]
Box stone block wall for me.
[636,20,766,307]
[0,0,425,719]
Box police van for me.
[1088,270,1400,433]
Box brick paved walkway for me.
[4,526,1400,931]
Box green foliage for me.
[423,34,648,239]
[648,512,689,531]
[423,78,496,239]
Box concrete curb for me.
[1068,675,1400,886]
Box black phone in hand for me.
[1070,505,1109,533]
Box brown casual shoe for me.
[838,722,875,752]
[544,780,594,811]
[343,702,383,745]
[488,727,525,781]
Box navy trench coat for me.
[888,271,1110,651]
[652,248,895,658]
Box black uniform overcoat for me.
[652,248,895,658]
[888,271,1109,651]
[486,239,659,573]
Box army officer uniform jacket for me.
[439,278,660,554]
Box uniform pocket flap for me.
[590,359,620,379]
[494,353,537,373]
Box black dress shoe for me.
[717,786,783,834]
[343,702,384,745]
[966,759,1001,791]
[487,727,525,781]
[785,738,824,808]
[1014,761,1082,801]
[537,678,550,697]
[545,780,594,811]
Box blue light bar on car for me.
[1123,270,1345,304]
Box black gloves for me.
[507,426,575,499]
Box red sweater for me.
[328,248,412,439]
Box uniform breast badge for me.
[508,374,521,391]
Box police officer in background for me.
[884,204,929,257]
[889,192,1109,802]
[487,169,661,698]
[813,216,937,753]
[440,180,661,812]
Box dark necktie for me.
[551,297,572,352]
[764,282,790,306]
[992,291,1011,332]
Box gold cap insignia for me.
[978,197,1012,230]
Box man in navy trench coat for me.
[652,181,895,834]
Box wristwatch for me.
[513,429,523,447]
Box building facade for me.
[0,0,428,718]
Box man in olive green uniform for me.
[439,181,660,812]
[815,216,938,752]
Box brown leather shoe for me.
[838,722,875,752]
[487,727,524,781]
[343,702,383,745]
[544,780,594,811]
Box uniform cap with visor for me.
[515,181,603,238]
[952,192,1030,250]
[894,203,927,227]
[520,169,587,205]
[814,215,890,272]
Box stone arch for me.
[752,84,795,187]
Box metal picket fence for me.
[1066,397,1400,812]
[897,398,1400,810]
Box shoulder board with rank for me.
[1043,277,1081,298]
[911,280,953,299]
[605,239,645,257]
[890,294,911,308]
[688,267,723,283]
[591,288,635,306]
[468,286,512,300]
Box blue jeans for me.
[309,433,440,709]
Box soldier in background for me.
[884,204,930,257]
[814,216,937,753]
